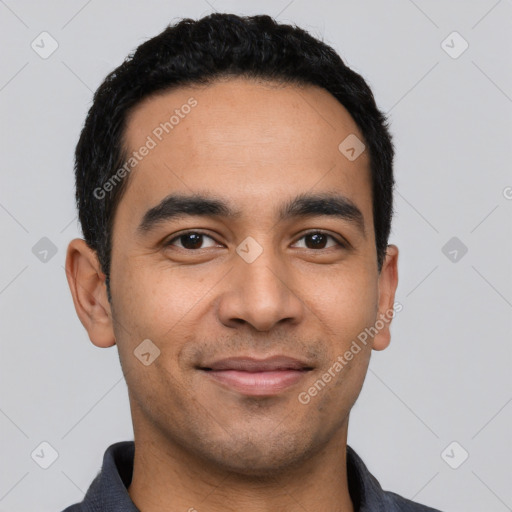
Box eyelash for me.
[164,230,347,250]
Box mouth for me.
[198,355,314,396]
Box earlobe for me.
[65,238,116,348]
[372,244,399,351]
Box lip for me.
[198,356,313,396]
[202,355,312,372]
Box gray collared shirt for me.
[61,441,443,511]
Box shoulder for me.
[57,441,135,512]
[380,490,444,511]
[346,445,444,512]
[59,505,84,512]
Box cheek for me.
[301,264,379,347]
[111,264,201,407]
[306,272,377,416]
[112,261,212,359]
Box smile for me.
[198,355,314,396]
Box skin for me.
[66,77,399,512]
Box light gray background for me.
[1,1,511,511]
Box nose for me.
[217,249,305,332]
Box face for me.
[67,77,398,476]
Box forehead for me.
[116,77,372,230]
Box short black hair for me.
[74,13,394,302]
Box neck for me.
[127,420,355,512]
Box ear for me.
[372,244,399,351]
[65,238,116,348]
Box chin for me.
[195,429,319,478]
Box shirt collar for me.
[71,441,427,512]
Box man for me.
[63,12,442,512]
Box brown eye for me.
[166,232,218,250]
[293,231,345,250]
[305,233,329,249]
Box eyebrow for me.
[136,192,365,237]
